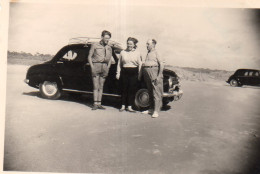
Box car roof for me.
[68,37,123,51]
[66,43,123,53]
[236,68,260,72]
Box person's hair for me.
[101,30,111,38]
[152,39,157,45]
[127,37,138,48]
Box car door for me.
[251,71,260,86]
[55,47,93,91]
[239,70,249,85]
[247,71,255,86]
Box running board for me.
[62,88,121,97]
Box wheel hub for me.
[231,80,238,87]
[137,91,150,107]
[139,93,149,103]
[43,81,58,96]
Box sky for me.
[7,1,260,71]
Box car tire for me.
[230,79,240,87]
[134,89,150,111]
[39,81,61,99]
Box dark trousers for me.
[121,67,138,106]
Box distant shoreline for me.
[7,51,234,82]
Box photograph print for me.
[3,1,260,174]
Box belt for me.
[92,62,107,64]
[123,66,138,68]
[143,66,159,68]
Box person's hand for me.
[154,75,162,86]
[116,73,120,80]
[104,66,110,77]
[153,79,158,86]
[91,67,97,76]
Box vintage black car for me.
[227,69,260,87]
[24,38,183,110]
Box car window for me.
[249,71,254,76]
[244,71,249,76]
[60,48,88,62]
[254,71,259,77]
[63,50,77,60]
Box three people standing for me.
[88,30,164,118]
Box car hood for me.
[163,68,178,78]
[26,62,54,77]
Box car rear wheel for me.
[230,79,239,87]
[39,81,61,99]
[134,89,150,110]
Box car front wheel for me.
[230,79,240,87]
[39,81,61,99]
[134,89,150,110]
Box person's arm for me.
[156,51,164,81]
[116,53,122,79]
[138,53,143,80]
[88,44,95,69]
[107,57,112,69]
[103,58,112,77]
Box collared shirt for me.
[116,49,142,75]
[88,41,113,63]
[143,49,164,66]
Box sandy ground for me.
[3,65,260,174]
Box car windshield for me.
[235,70,245,76]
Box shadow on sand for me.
[22,91,121,109]
[22,91,172,111]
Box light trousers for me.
[143,67,163,112]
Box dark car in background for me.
[24,37,183,110]
[227,69,260,87]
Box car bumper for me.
[163,89,183,100]
[24,79,29,84]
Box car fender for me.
[229,76,242,86]
[227,75,234,83]
[30,73,63,88]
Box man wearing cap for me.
[88,30,113,110]
[142,39,164,118]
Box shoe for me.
[141,109,153,115]
[98,105,106,110]
[119,108,125,112]
[92,104,99,110]
[126,108,136,113]
[152,112,159,118]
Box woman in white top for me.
[116,37,142,112]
